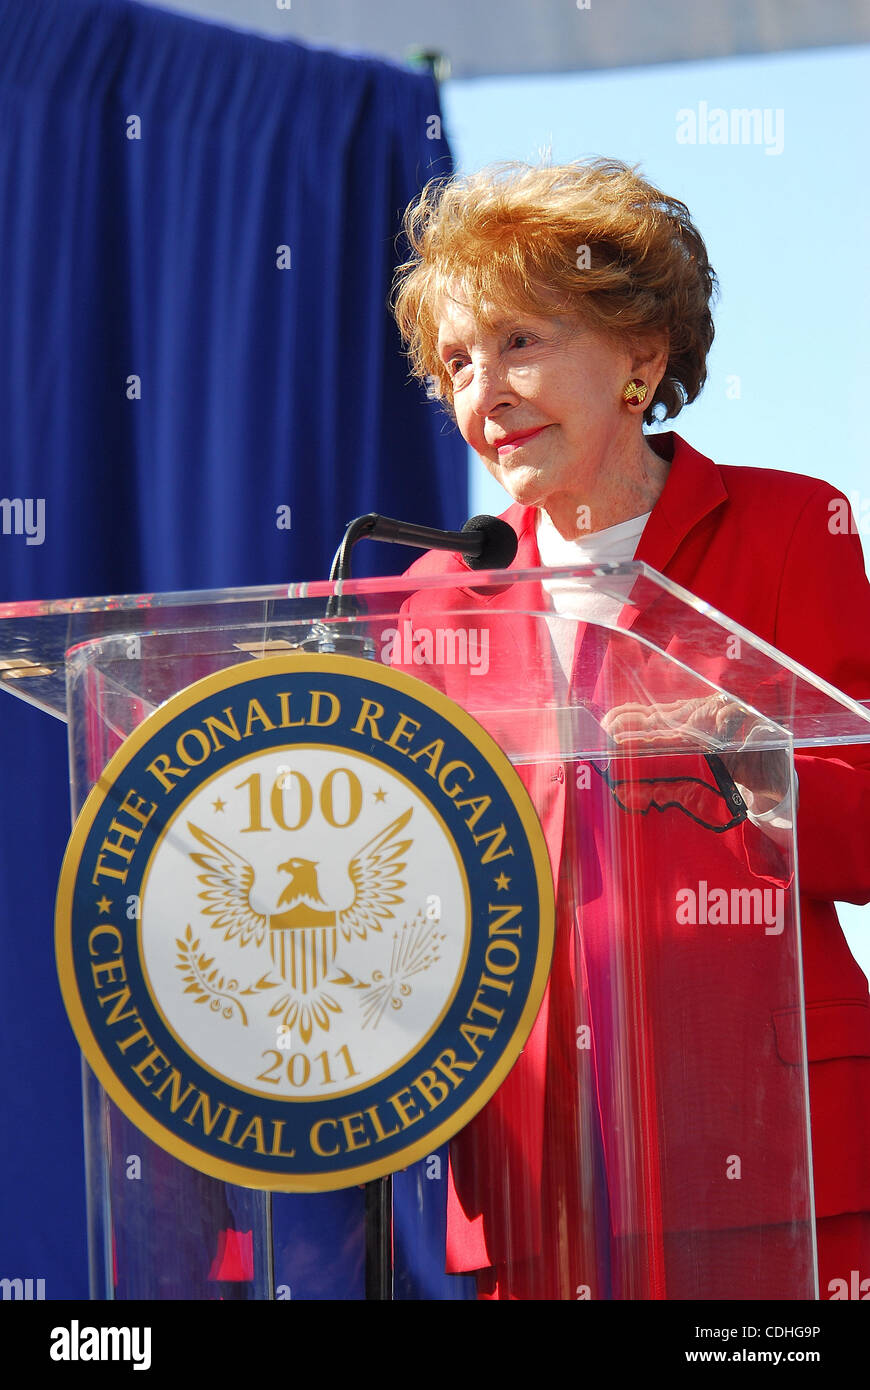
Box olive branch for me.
[175,924,274,1026]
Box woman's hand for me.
[600,694,790,812]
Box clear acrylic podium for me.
[3,559,869,1300]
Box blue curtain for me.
[0,0,466,1297]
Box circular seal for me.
[56,654,554,1191]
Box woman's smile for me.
[495,425,551,456]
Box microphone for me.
[460,515,519,571]
[301,513,518,657]
[329,513,518,582]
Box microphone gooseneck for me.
[328,512,518,583]
[303,512,518,655]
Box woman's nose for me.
[469,360,516,417]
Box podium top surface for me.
[1,560,868,751]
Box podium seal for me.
[56,654,554,1190]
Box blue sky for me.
[442,44,869,519]
[442,45,870,977]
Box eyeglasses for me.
[588,754,749,834]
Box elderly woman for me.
[390,159,870,1300]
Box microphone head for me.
[461,515,519,571]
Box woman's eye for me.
[510,334,533,350]
[447,357,472,384]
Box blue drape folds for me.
[0,0,466,1297]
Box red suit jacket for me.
[399,431,870,1283]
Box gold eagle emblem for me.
[185,808,413,1042]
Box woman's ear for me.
[630,335,669,396]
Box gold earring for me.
[623,379,648,406]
